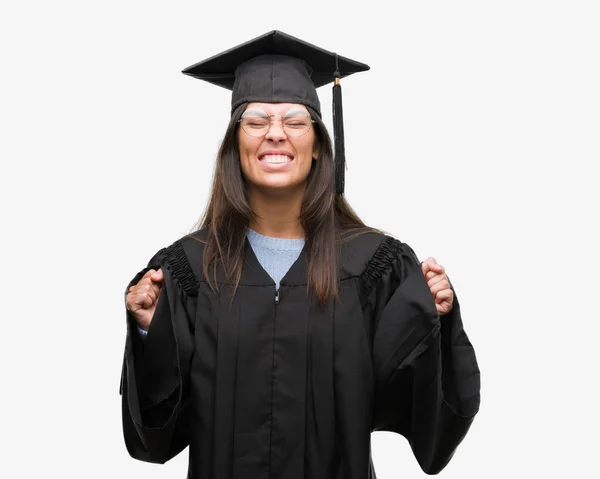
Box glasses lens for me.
[283,117,312,137]
[241,117,270,137]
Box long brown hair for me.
[192,103,373,304]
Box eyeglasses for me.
[238,107,315,138]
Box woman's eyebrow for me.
[242,108,269,117]
[282,108,309,118]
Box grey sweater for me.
[245,228,305,289]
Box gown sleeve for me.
[365,236,481,475]
[119,240,197,464]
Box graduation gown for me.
[120,229,480,478]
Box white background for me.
[2,0,599,477]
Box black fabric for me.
[120,229,481,476]
[181,30,369,117]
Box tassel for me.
[332,55,346,195]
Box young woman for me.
[121,31,480,479]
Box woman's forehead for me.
[245,102,309,114]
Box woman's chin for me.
[252,178,305,195]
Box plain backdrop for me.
[2,1,599,477]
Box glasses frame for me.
[237,108,316,138]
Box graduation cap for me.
[182,30,369,195]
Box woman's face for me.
[238,102,318,194]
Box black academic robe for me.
[119,229,480,478]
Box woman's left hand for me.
[421,257,454,315]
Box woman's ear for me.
[312,143,320,161]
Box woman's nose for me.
[265,120,287,141]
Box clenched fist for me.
[421,257,454,315]
[126,268,164,330]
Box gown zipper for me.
[269,286,280,476]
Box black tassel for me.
[333,55,346,195]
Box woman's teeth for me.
[261,155,292,164]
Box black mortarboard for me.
[182,30,369,195]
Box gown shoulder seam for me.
[163,240,200,296]
[360,235,414,295]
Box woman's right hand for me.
[126,268,164,331]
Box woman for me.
[121,31,480,478]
